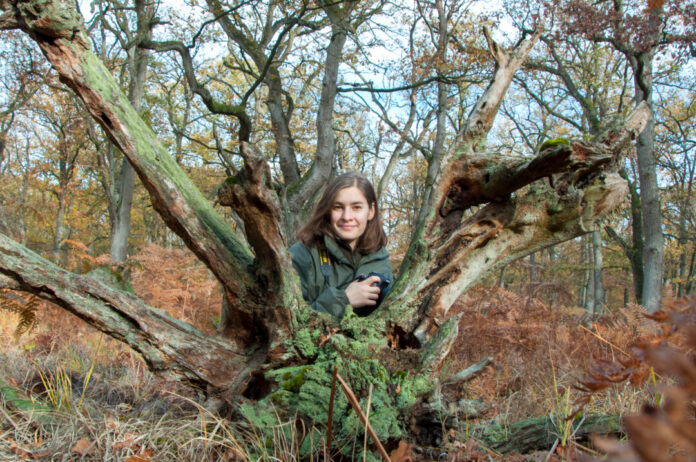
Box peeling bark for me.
[386,104,649,342]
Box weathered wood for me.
[443,356,493,385]
[474,415,622,454]
[0,234,248,394]
[386,104,650,342]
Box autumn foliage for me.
[576,297,696,461]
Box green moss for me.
[257,310,437,460]
[281,366,312,393]
[539,138,570,152]
[17,0,83,38]
[224,175,241,185]
[293,328,318,358]
[78,47,256,268]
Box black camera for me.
[353,272,391,317]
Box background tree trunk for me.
[592,230,604,314]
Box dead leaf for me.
[113,434,138,450]
[126,447,155,462]
[588,359,631,383]
[71,439,94,456]
[644,310,668,322]
[9,439,33,460]
[222,447,246,461]
[389,440,413,462]
[125,457,150,462]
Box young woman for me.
[290,172,393,319]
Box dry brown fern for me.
[0,289,39,337]
[576,297,696,461]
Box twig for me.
[363,384,373,462]
[579,325,631,357]
[325,365,338,461]
[335,373,391,462]
[571,439,601,456]
[0,404,19,431]
[544,438,560,462]
[443,356,493,385]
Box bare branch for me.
[140,39,252,141]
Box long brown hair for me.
[296,172,387,254]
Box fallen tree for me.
[0,0,650,455]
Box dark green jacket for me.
[289,235,393,319]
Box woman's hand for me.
[345,276,382,308]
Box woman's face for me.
[330,186,375,249]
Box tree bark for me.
[475,415,622,454]
[109,0,153,263]
[387,100,648,342]
[634,78,663,313]
[619,4,665,313]
[0,233,250,394]
[592,230,604,314]
[0,0,303,355]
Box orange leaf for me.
[126,448,155,462]
[71,440,94,456]
[390,440,413,462]
[112,433,139,450]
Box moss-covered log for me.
[475,415,622,454]
[0,234,249,394]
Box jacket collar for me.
[323,235,388,265]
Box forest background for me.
[0,0,695,460]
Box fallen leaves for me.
[71,439,94,456]
[9,438,49,460]
[390,440,413,462]
[579,298,696,461]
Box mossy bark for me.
[474,415,622,454]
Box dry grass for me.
[0,326,317,461]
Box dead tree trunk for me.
[0,0,650,449]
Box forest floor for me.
[0,245,669,461]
